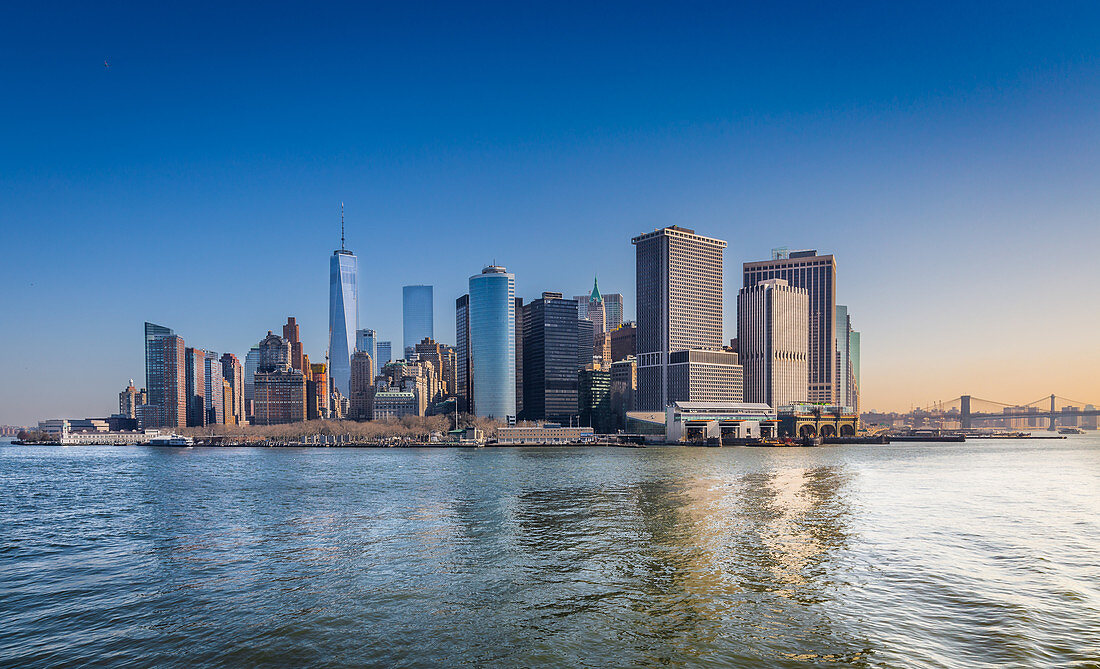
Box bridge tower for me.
[960,395,971,429]
[1049,394,1057,431]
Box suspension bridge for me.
[918,395,1100,430]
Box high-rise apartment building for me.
[283,317,307,374]
[203,351,224,425]
[220,353,244,425]
[738,278,809,408]
[743,250,837,403]
[415,337,457,400]
[144,323,186,429]
[253,332,307,426]
[455,294,472,414]
[329,214,359,398]
[243,346,260,417]
[402,285,434,358]
[521,292,580,423]
[349,350,375,420]
[632,226,727,410]
[469,265,516,421]
[309,363,328,420]
[119,380,146,420]
[184,347,207,427]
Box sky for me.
[2,1,1099,424]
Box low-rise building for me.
[496,423,595,445]
[665,402,777,442]
[372,390,419,420]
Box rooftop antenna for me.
[340,202,346,251]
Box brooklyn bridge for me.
[918,395,1100,430]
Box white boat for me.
[148,435,194,446]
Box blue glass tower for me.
[356,328,379,376]
[328,208,358,398]
[402,285,434,356]
[469,265,516,421]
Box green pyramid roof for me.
[590,276,602,303]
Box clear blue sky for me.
[3,1,1100,423]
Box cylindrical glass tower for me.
[469,265,516,421]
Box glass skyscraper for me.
[402,285,434,357]
[356,328,379,376]
[521,293,579,423]
[377,341,392,368]
[469,265,516,421]
[329,246,359,398]
[144,322,185,428]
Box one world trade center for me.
[329,205,358,398]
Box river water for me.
[1,437,1098,668]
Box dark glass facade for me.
[522,295,579,423]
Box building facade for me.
[737,278,810,408]
[356,328,379,376]
[203,351,224,425]
[610,322,636,362]
[252,332,306,425]
[603,293,624,331]
[455,294,472,413]
[329,242,359,398]
[578,368,614,434]
[667,349,743,404]
[469,265,516,421]
[632,226,727,410]
[521,292,580,423]
[220,353,244,425]
[349,350,375,420]
[743,250,837,403]
[402,285,434,358]
[119,381,146,420]
[144,322,186,428]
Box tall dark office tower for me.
[632,226,727,410]
[743,250,837,403]
[521,292,579,423]
[184,347,207,427]
[377,342,392,368]
[455,294,472,413]
[515,297,524,418]
[349,350,374,420]
[144,323,186,428]
[577,319,594,370]
[402,285,434,358]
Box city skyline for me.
[3,3,1100,423]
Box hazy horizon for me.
[2,2,1099,424]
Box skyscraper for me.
[737,278,809,408]
[603,293,625,331]
[578,368,613,433]
[220,353,244,425]
[253,332,307,425]
[586,277,605,335]
[119,380,146,420]
[377,341,392,368]
[632,226,727,410]
[577,318,594,370]
[243,346,260,419]
[743,250,837,403]
[356,328,379,376]
[522,292,580,423]
[848,329,861,413]
[469,265,516,421]
[184,347,207,427]
[349,350,374,420]
[144,322,186,428]
[456,294,471,413]
[402,285,434,358]
[203,351,224,424]
[515,297,524,418]
[329,208,359,398]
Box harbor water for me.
[1,437,1098,667]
